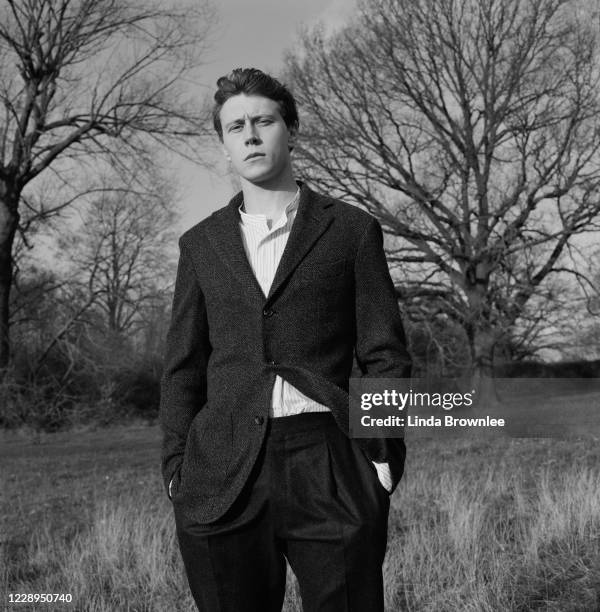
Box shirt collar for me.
[238,187,300,230]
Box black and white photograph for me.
[2,1,600,610]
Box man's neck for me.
[240,175,299,221]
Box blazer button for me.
[263,308,275,318]
[254,415,265,425]
[268,360,277,366]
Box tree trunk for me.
[464,280,501,408]
[466,324,501,408]
[0,184,20,375]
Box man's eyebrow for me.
[224,114,277,129]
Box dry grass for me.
[1,425,599,611]
[385,438,600,611]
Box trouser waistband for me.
[267,411,338,438]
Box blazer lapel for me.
[266,183,334,303]
[205,182,335,306]
[206,190,267,305]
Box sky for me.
[172,0,357,233]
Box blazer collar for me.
[206,180,335,306]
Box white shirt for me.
[238,188,330,417]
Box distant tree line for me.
[3,170,178,429]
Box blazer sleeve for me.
[354,216,412,491]
[159,236,211,498]
[354,216,412,378]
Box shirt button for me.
[268,360,277,366]
[262,308,275,318]
[254,415,265,425]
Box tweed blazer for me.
[160,181,412,524]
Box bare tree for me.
[0,0,215,369]
[285,0,600,386]
[56,179,178,340]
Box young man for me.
[160,68,412,612]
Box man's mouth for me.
[244,153,265,160]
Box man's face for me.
[219,93,296,185]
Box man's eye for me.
[258,119,272,125]
[229,125,243,132]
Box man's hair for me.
[212,68,299,141]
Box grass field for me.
[1,422,600,611]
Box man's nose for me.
[243,122,259,145]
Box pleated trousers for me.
[174,412,391,612]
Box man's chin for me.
[240,170,279,186]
